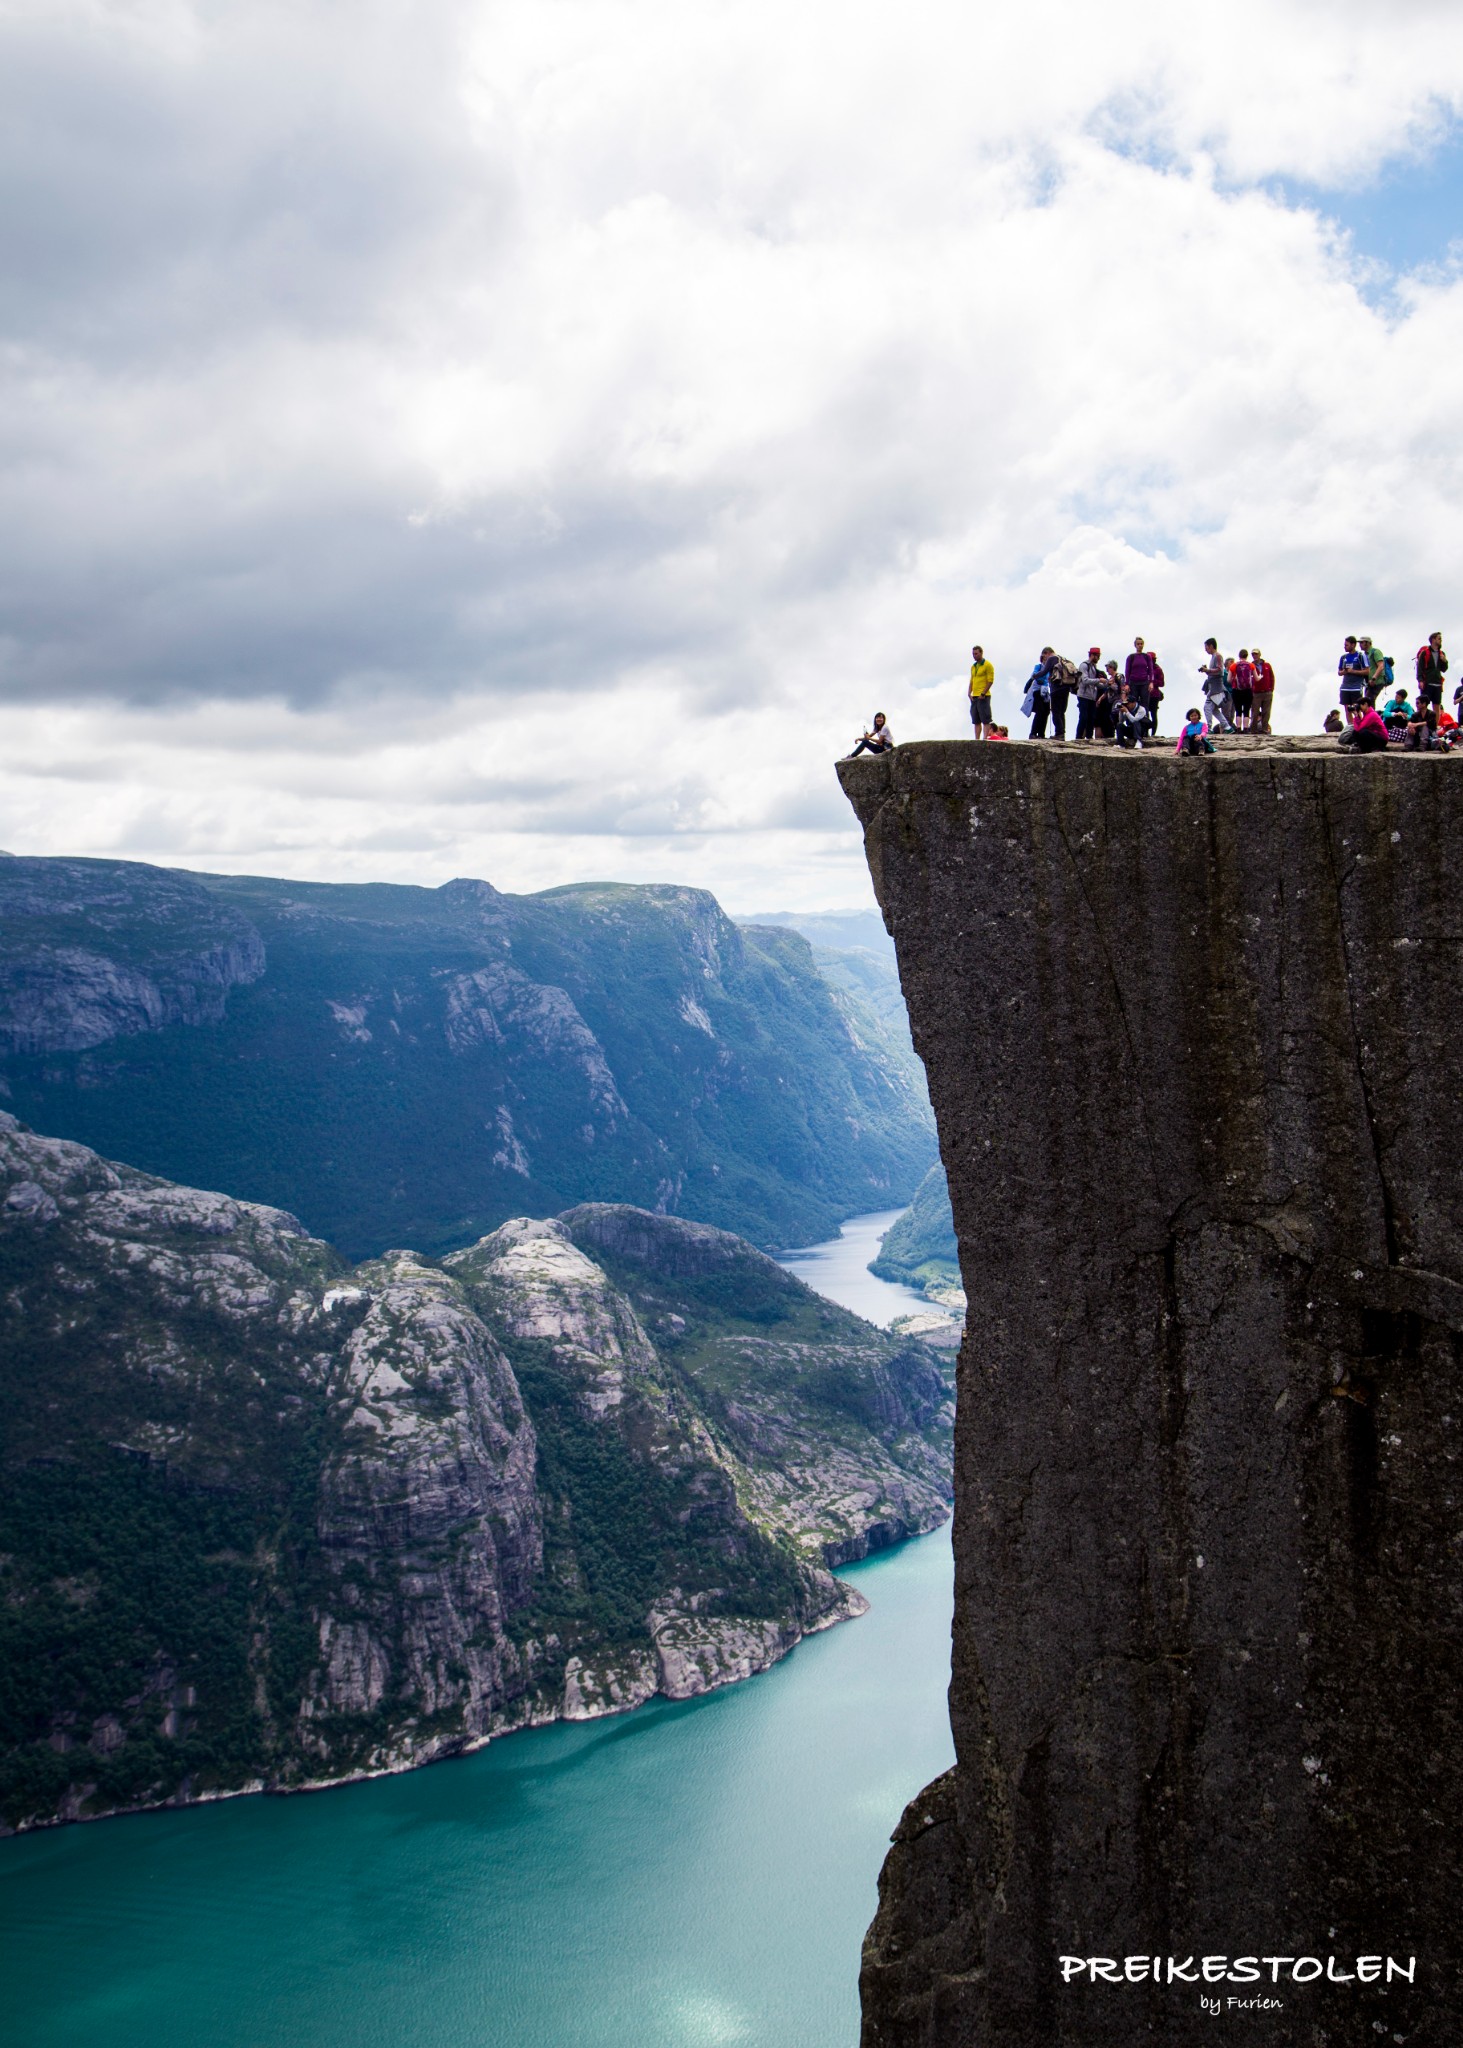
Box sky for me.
[2,0,1462,913]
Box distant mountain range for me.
[0,1116,952,1831]
[0,857,935,1259]
[742,908,896,962]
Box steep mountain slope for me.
[0,859,935,1259]
[558,1204,954,1565]
[0,1117,951,1831]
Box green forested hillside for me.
[869,1164,961,1297]
[0,859,934,1257]
[0,1119,951,1830]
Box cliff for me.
[0,1116,950,1831]
[0,858,935,1258]
[838,740,1462,2047]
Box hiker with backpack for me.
[1416,632,1449,709]
[1231,650,1257,732]
[1027,648,1074,740]
[1250,648,1275,734]
[1359,636,1388,704]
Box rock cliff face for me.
[839,742,1462,2047]
[0,1118,950,1831]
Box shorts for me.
[1231,687,1253,715]
[1339,685,1364,708]
[970,694,992,726]
[1418,682,1443,708]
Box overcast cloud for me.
[2,0,1462,908]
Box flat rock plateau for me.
[839,741,1462,2048]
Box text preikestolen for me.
[1060,1955,1416,1986]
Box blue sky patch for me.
[1279,124,1463,276]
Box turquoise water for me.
[1,1211,954,2048]
[2,1527,952,2048]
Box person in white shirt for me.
[846,712,894,757]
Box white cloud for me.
[1,0,1462,906]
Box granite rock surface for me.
[839,741,1462,2048]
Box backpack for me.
[1383,655,1395,687]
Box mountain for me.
[0,857,935,1259]
[0,1114,952,1832]
[742,909,896,963]
[869,1164,962,1306]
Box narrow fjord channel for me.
[3,1214,954,2048]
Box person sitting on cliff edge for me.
[845,712,894,758]
[1176,707,1214,757]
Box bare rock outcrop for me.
[839,741,1462,2047]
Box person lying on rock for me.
[846,712,894,757]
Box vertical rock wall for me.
[839,742,1463,2047]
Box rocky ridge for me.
[0,858,935,1257]
[0,1116,951,1831]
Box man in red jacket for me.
[1416,631,1449,709]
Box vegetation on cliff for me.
[868,1164,961,1304]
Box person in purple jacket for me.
[1125,637,1162,736]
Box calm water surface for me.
[777,1208,929,1327]
[3,1211,953,2048]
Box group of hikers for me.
[977,637,1269,747]
[1326,630,1455,752]
[842,628,1453,759]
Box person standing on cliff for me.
[1231,649,1257,732]
[1045,651,1073,741]
[1250,647,1275,734]
[1125,637,1159,733]
[1416,631,1449,711]
[968,645,995,739]
[1028,648,1072,740]
[1360,635,1388,704]
[1199,639,1233,732]
[1338,635,1369,724]
[1074,648,1105,741]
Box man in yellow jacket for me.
[969,644,995,739]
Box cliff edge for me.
[839,741,1462,2047]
